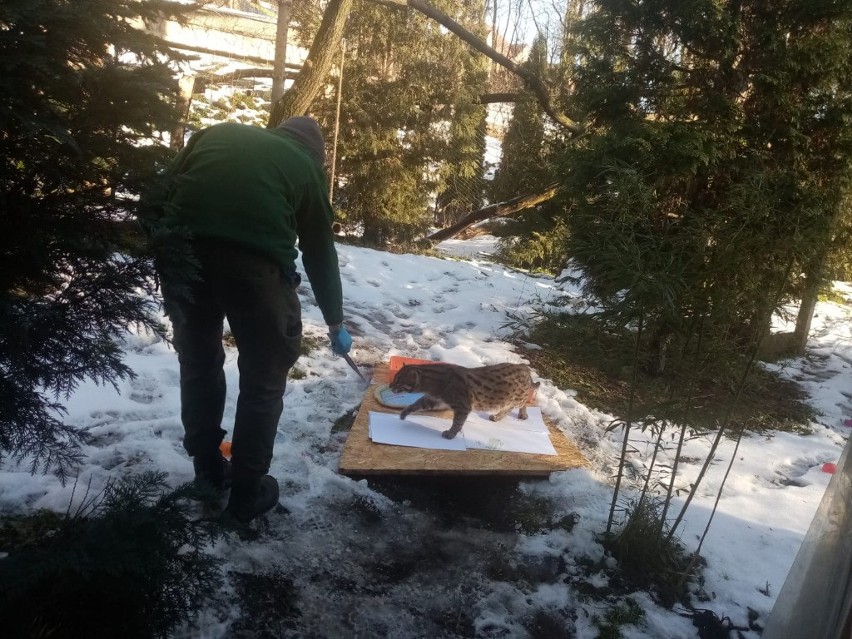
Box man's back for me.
[169,122,325,271]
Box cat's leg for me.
[489,408,511,422]
[442,407,470,439]
[400,395,440,419]
[490,403,529,421]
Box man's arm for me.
[295,177,344,327]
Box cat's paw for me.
[488,414,498,422]
[441,429,457,439]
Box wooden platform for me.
[338,364,588,477]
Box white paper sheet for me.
[468,406,549,433]
[368,411,467,451]
[463,421,557,455]
[368,407,557,455]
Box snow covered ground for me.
[1,235,850,638]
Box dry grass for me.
[522,315,816,435]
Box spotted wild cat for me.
[389,362,539,439]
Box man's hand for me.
[328,324,352,355]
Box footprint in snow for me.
[774,455,835,487]
[128,374,163,405]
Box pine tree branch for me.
[367,0,583,135]
[424,183,560,243]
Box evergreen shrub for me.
[0,472,222,639]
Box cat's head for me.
[390,365,420,392]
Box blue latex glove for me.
[328,325,352,355]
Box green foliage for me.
[229,570,301,636]
[0,0,182,480]
[495,216,570,273]
[306,0,491,248]
[491,38,555,203]
[825,193,852,281]
[490,36,569,272]
[594,598,645,639]
[0,472,222,639]
[522,313,815,434]
[434,39,490,228]
[560,0,852,349]
[521,307,814,606]
[187,86,269,130]
[531,0,852,581]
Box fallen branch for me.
[194,67,299,88]
[367,0,583,136]
[164,42,280,68]
[477,92,522,104]
[425,183,560,243]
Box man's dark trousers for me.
[162,239,302,484]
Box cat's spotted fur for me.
[390,362,539,439]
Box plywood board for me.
[338,364,588,477]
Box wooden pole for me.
[329,39,346,201]
[171,74,197,151]
[272,1,292,104]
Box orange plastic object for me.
[219,440,232,459]
[527,385,538,404]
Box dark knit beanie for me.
[277,116,326,166]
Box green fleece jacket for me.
[165,122,343,325]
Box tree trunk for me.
[329,39,346,200]
[170,74,196,151]
[793,259,824,355]
[271,1,292,104]
[424,183,559,243]
[267,0,354,127]
[194,67,297,89]
[647,325,673,376]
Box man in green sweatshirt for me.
[156,116,352,523]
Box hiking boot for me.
[192,453,232,493]
[225,475,280,523]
